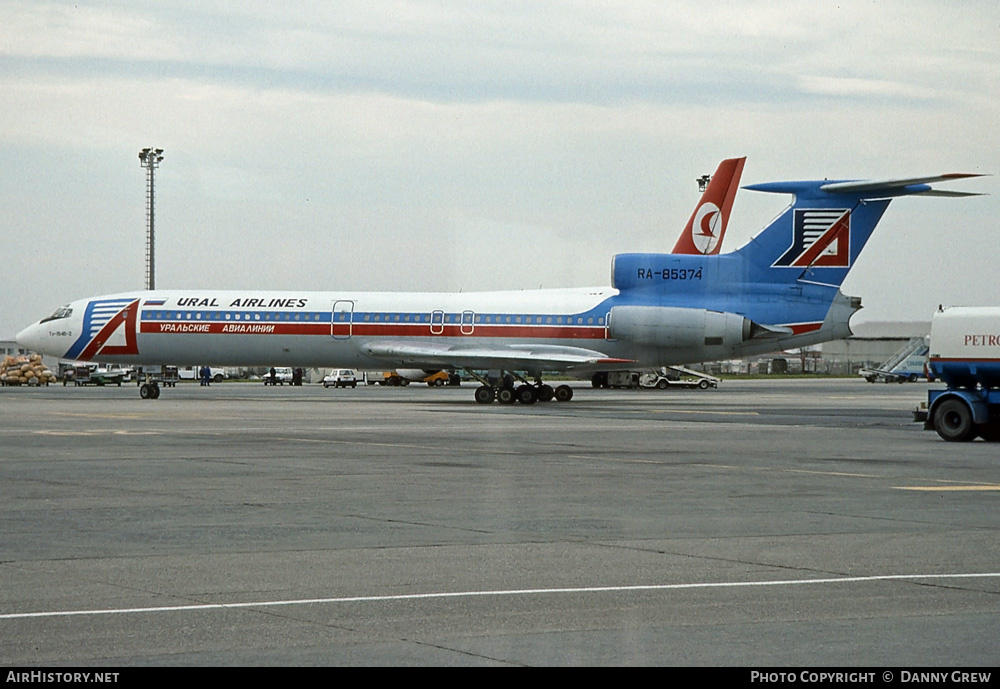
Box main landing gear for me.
[466,371,574,405]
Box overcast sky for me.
[2,0,997,338]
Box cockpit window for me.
[40,306,73,323]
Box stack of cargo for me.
[1,354,55,386]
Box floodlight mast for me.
[138,147,164,291]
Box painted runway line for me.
[3,572,998,621]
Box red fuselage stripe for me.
[140,321,609,339]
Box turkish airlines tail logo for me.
[691,202,723,254]
[65,299,140,360]
[672,157,746,256]
[773,209,852,268]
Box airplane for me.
[17,168,983,405]
[672,157,746,255]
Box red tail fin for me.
[672,157,746,255]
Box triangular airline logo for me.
[773,209,851,268]
[70,299,140,360]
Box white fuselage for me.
[17,283,851,376]
[20,287,634,370]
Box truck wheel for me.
[933,399,976,442]
[699,379,710,390]
[657,379,668,390]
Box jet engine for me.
[608,305,753,348]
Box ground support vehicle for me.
[366,371,409,386]
[641,366,720,390]
[422,370,460,387]
[861,336,929,383]
[72,364,125,386]
[916,307,1000,442]
[593,366,718,390]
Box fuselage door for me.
[461,310,475,335]
[332,300,355,340]
[430,310,445,335]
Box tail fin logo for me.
[65,298,140,360]
[773,209,851,268]
[691,202,722,254]
[672,157,745,256]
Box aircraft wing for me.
[361,340,633,373]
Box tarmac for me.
[2,378,998,666]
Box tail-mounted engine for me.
[608,305,754,348]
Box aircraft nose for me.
[16,321,46,354]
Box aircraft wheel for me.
[139,384,153,399]
[554,384,574,402]
[497,387,517,404]
[933,399,976,442]
[474,386,495,404]
[515,385,537,405]
[536,384,554,402]
[151,383,161,399]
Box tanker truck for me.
[920,307,1000,442]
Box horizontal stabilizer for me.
[746,173,986,200]
[819,173,985,194]
[909,189,986,198]
[819,173,987,199]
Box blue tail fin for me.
[736,174,985,287]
